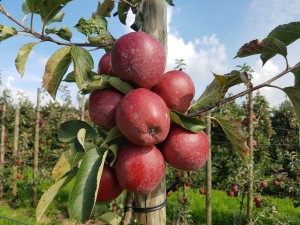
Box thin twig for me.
[188,63,299,117]
[122,192,134,225]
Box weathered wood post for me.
[206,111,212,225]
[32,88,41,207]
[12,104,20,199]
[0,104,6,198]
[133,1,167,224]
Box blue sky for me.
[1,0,300,107]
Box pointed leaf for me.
[165,0,175,6]
[68,148,107,223]
[15,42,38,77]
[291,65,300,88]
[48,12,65,24]
[75,16,108,37]
[169,110,205,133]
[189,70,242,112]
[261,22,300,64]
[101,126,124,147]
[212,116,249,162]
[235,38,287,59]
[26,0,40,13]
[109,76,134,94]
[57,26,72,41]
[99,212,122,225]
[43,46,72,100]
[63,71,75,82]
[130,12,143,31]
[52,145,84,181]
[1,26,17,40]
[22,2,30,15]
[282,87,300,127]
[80,75,110,94]
[58,120,96,143]
[36,169,77,223]
[88,33,114,46]
[94,0,115,17]
[71,46,94,89]
[74,128,86,153]
[117,2,130,25]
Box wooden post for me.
[247,91,254,224]
[32,88,41,207]
[12,104,20,199]
[0,104,6,198]
[133,1,167,224]
[206,111,212,225]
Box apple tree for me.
[1,1,300,225]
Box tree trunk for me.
[247,91,254,224]
[133,1,167,224]
[12,104,20,199]
[0,104,6,198]
[205,111,212,225]
[32,88,41,207]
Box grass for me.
[166,189,300,225]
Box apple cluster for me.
[89,32,210,202]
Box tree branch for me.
[0,5,114,48]
[188,63,299,117]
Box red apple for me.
[179,197,187,204]
[176,172,183,180]
[253,140,257,146]
[152,70,195,113]
[111,206,118,212]
[114,142,165,193]
[185,181,191,187]
[161,125,209,171]
[98,52,113,75]
[227,190,235,197]
[17,174,22,179]
[116,88,170,146]
[199,189,206,195]
[255,202,261,208]
[261,181,268,188]
[88,88,123,130]
[111,32,166,89]
[15,161,22,166]
[254,197,262,203]
[273,180,279,187]
[96,164,123,202]
[167,191,172,197]
[232,185,239,192]
[234,191,239,197]
[44,157,49,162]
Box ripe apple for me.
[88,88,123,130]
[179,197,187,204]
[255,202,261,208]
[161,125,209,171]
[110,32,166,89]
[96,164,123,202]
[253,140,257,146]
[98,52,113,75]
[44,157,49,162]
[234,191,239,197]
[176,172,183,180]
[273,180,280,187]
[261,181,268,188]
[227,190,235,197]
[17,174,22,179]
[116,88,170,146]
[114,142,165,193]
[111,206,118,212]
[152,70,195,113]
[15,161,22,166]
[199,189,206,195]
[185,181,191,187]
[232,185,239,192]
[254,197,262,203]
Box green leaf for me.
[169,110,205,133]
[71,46,94,89]
[117,2,130,25]
[261,22,300,65]
[63,71,75,82]
[80,75,111,94]
[165,0,175,6]
[94,0,115,17]
[0,24,3,32]
[26,0,39,13]
[52,145,84,181]
[130,12,143,31]
[235,37,287,59]
[88,33,114,46]
[99,212,122,225]
[74,128,86,153]
[189,71,242,112]
[38,0,72,25]
[68,148,107,223]
[57,26,72,41]
[282,87,300,128]
[36,169,77,223]
[291,64,300,88]
[22,2,30,15]
[109,77,134,94]
[58,120,96,143]
[43,46,72,100]
[101,126,124,148]
[48,12,65,25]
[1,26,17,40]
[212,116,249,162]
[75,16,108,37]
[15,42,38,77]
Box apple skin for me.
[110,32,166,89]
[227,190,235,197]
[114,142,165,193]
[98,52,113,75]
[254,197,262,203]
[96,164,123,202]
[199,189,206,195]
[152,70,195,113]
[261,181,268,188]
[88,88,123,130]
[232,185,239,192]
[116,88,170,146]
[273,180,280,187]
[161,125,210,171]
